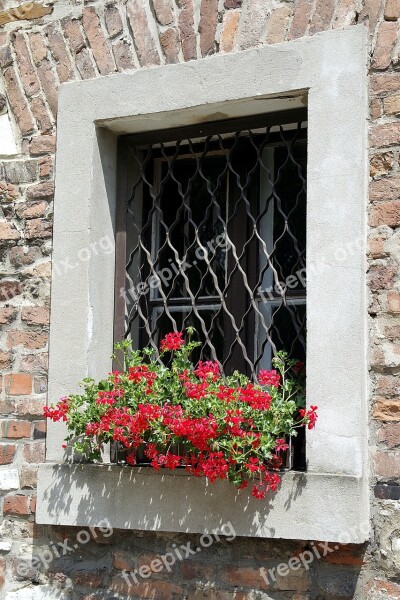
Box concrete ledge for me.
[37,464,369,543]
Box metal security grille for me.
[114,109,307,379]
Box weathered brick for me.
[0,280,24,302]
[3,495,29,516]
[76,47,98,80]
[240,0,269,49]
[1,420,31,438]
[5,374,33,396]
[7,331,48,350]
[199,0,218,56]
[0,307,17,324]
[220,9,240,53]
[105,3,124,37]
[309,0,335,33]
[224,0,242,6]
[126,0,161,66]
[0,221,20,243]
[378,423,400,448]
[20,465,38,488]
[25,218,52,240]
[369,237,386,258]
[0,181,19,201]
[1,159,37,184]
[370,175,400,200]
[0,2,52,26]
[10,246,41,267]
[61,17,97,79]
[12,31,41,97]
[1,397,45,417]
[82,7,115,75]
[370,122,400,147]
[369,265,396,291]
[387,291,400,313]
[266,5,292,44]
[34,376,48,394]
[359,0,384,32]
[112,549,136,570]
[332,0,358,28]
[46,22,74,83]
[16,201,47,220]
[374,398,400,421]
[372,21,397,70]
[30,95,53,134]
[370,201,400,227]
[33,420,46,439]
[383,94,400,116]
[374,483,400,499]
[0,44,12,68]
[30,134,56,156]
[36,60,59,117]
[39,156,53,178]
[73,570,104,587]
[385,0,400,19]
[371,98,382,120]
[220,565,269,590]
[153,0,174,25]
[160,28,180,64]
[0,351,12,370]
[370,153,394,178]
[26,181,54,201]
[289,0,313,39]
[177,0,197,61]
[3,66,35,136]
[113,38,136,71]
[21,306,50,326]
[28,32,48,65]
[23,441,45,463]
[376,374,400,396]
[180,561,215,580]
[375,451,400,477]
[371,73,400,96]
[110,575,182,598]
[0,444,16,465]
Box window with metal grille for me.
[114,109,307,381]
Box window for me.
[38,27,369,542]
[115,112,307,377]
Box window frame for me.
[38,26,369,542]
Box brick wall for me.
[0,0,399,598]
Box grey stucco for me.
[40,26,369,540]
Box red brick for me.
[46,22,74,83]
[0,307,17,324]
[371,73,400,96]
[73,570,104,587]
[378,423,400,448]
[7,331,48,350]
[3,495,29,516]
[0,397,45,417]
[0,351,12,370]
[113,39,136,71]
[220,565,269,589]
[29,495,36,513]
[177,0,197,61]
[1,419,31,438]
[372,21,397,70]
[5,374,33,396]
[0,280,23,302]
[23,441,45,463]
[370,153,394,178]
[112,549,136,570]
[370,122,400,147]
[370,98,382,120]
[61,17,97,79]
[220,10,240,53]
[28,32,48,65]
[368,238,386,258]
[21,306,50,326]
[3,66,35,136]
[359,0,384,32]
[370,175,400,200]
[153,0,174,25]
[367,579,400,599]
[370,201,400,227]
[76,48,98,80]
[12,31,40,97]
[309,0,335,33]
[160,28,180,64]
[385,0,400,19]
[368,265,396,290]
[375,450,400,477]
[10,246,41,268]
[240,0,269,49]
[17,201,47,220]
[26,181,54,201]
[383,94,400,116]
[105,3,124,37]
[30,95,53,134]
[126,0,161,66]
[199,0,218,56]
[0,443,16,464]
[110,575,182,599]
[0,220,20,242]
[39,156,53,178]
[266,5,292,44]
[289,0,313,39]
[36,60,59,117]
[19,353,48,374]
[320,544,364,566]
[0,181,19,202]
[82,7,115,75]
[25,219,52,240]
[180,561,215,580]
[374,398,400,421]
[376,375,400,396]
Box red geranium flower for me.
[160,332,184,352]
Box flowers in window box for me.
[43,330,317,500]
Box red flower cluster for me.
[239,384,271,410]
[128,365,157,394]
[258,369,281,388]
[160,332,184,352]
[194,361,220,381]
[43,397,69,422]
[299,405,318,429]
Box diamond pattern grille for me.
[115,111,307,378]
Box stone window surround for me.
[37,26,369,542]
